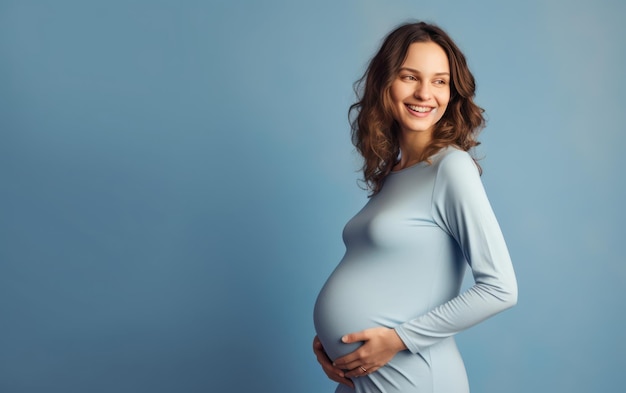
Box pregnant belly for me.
[313,253,433,361]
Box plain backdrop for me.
[1,0,624,392]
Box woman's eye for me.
[434,79,447,85]
[401,75,417,81]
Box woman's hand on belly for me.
[313,335,355,389]
[333,327,408,378]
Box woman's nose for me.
[414,83,431,100]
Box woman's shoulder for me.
[433,145,477,171]
[429,146,482,191]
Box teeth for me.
[408,105,431,113]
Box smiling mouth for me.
[406,104,433,113]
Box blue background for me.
[1,0,624,392]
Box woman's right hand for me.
[312,335,355,389]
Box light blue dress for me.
[313,147,517,393]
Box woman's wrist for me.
[389,328,408,352]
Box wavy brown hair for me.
[349,21,485,195]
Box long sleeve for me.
[394,150,518,354]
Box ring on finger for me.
[360,366,367,373]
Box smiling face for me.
[389,41,451,140]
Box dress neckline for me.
[389,146,452,175]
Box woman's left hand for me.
[333,327,407,378]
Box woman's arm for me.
[334,150,517,375]
[394,150,517,353]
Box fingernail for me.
[341,336,347,343]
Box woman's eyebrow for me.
[399,67,450,76]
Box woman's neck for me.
[394,131,433,170]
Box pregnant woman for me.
[313,22,517,393]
